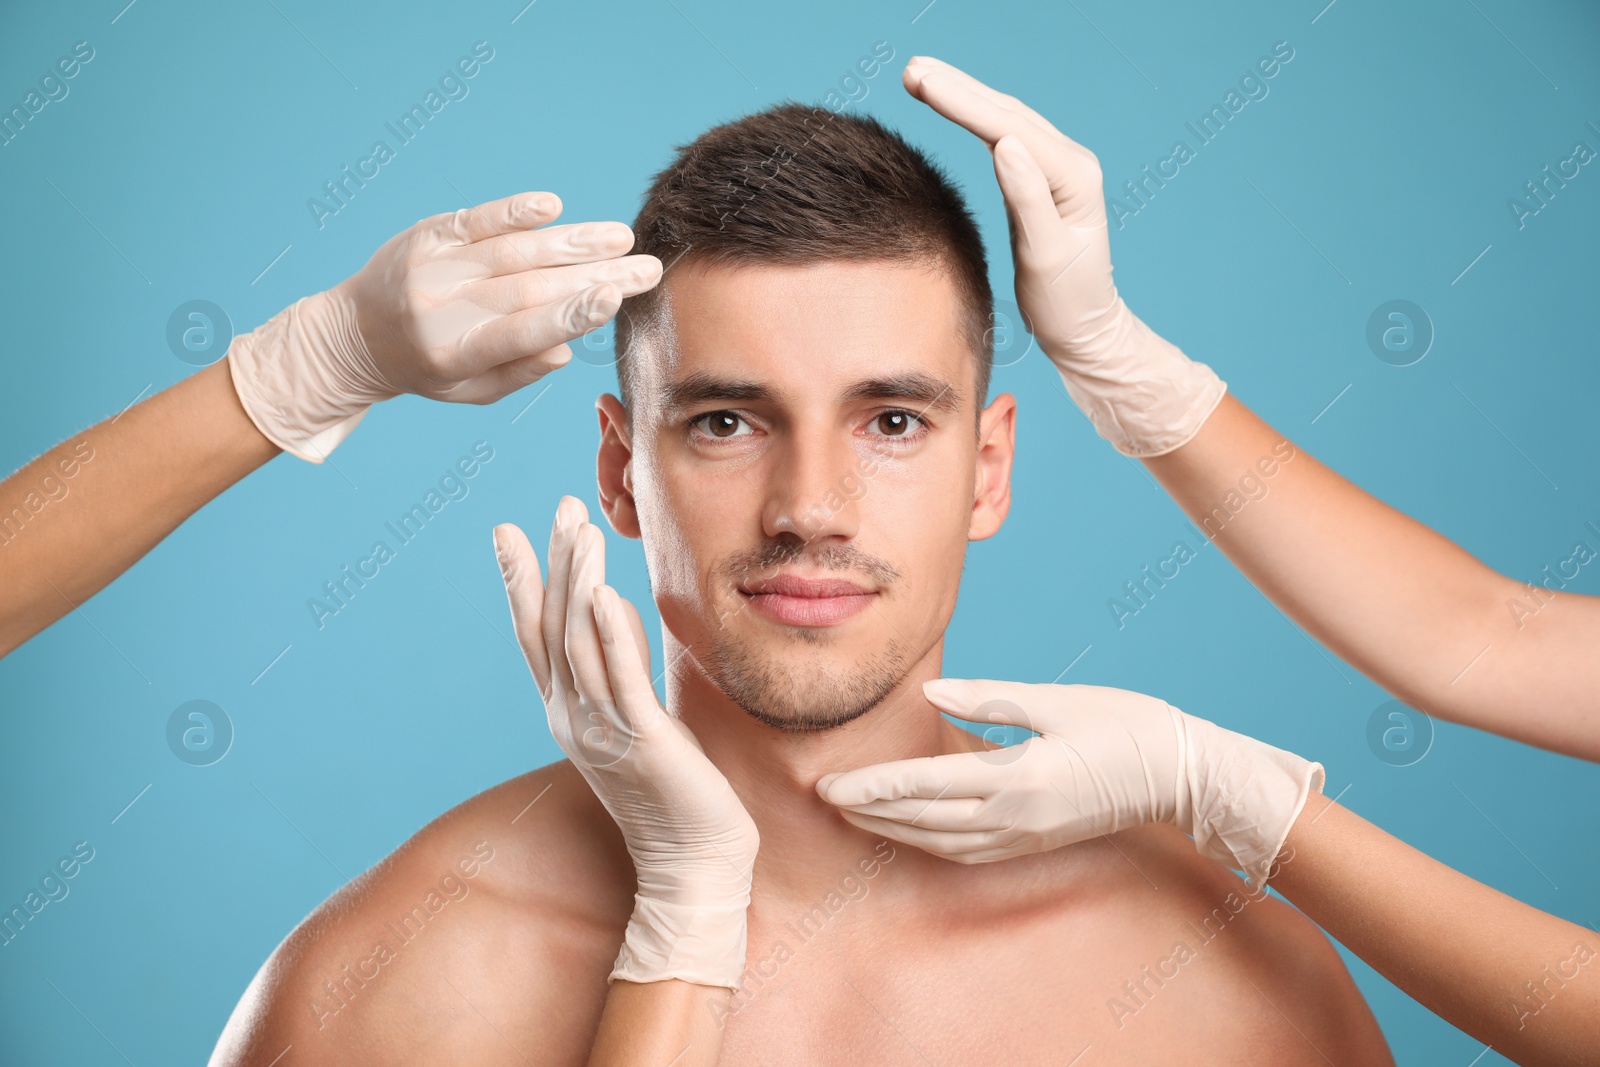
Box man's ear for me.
[969,392,1016,542]
[596,394,641,539]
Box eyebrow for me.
[659,373,777,412]
[658,371,963,416]
[840,373,963,415]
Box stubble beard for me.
[700,624,913,733]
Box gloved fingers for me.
[906,68,1059,162]
[464,220,637,279]
[815,751,997,806]
[904,56,1062,139]
[908,68,1102,220]
[460,254,662,317]
[617,593,653,681]
[832,807,1003,862]
[997,132,1107,231]
[541,496,588,699]
[921,677,1054,731]
[565,522,615,710]
[429,190,564,245]
[828,794,989,832]
[992,136,1065,267]
[950,844,1030,865]
[456,283,622,374]
[592,584,666,737]
[445,344,574,406]
[492,523,552,694]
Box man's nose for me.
[760,426,863,544]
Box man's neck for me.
[665,637,983,907]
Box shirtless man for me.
[210,98,1390,1066]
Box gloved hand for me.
[902,56,1226,457]
[229,191,662,462]
[494,497,758,991]
[816,679,1322,889]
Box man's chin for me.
[734,699,877,734]
[701,638,911,734]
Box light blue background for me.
[3,1,1598,1063]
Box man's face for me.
[599,259,1013,732]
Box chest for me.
[712,903,1113,1066]
[517,859,1346,1067]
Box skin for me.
[589,977,735,1066]
[0,358,279,657]
[1142,392,1600,761]
[1277,798,1599,1067]
[209,259,1391,1065]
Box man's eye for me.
[869,410,925,438]
[692,411,752,439]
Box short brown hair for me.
[614,103,993,410]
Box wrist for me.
[204,356,281,459]
[1048,307,1227,458]
[610,894,751,992]
[1176,711,1325,890]
[225,286,386,463]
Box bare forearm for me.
[0,358,279,655]
[1142,393,1600,758]
[588,978,733,1066]
[1274,798,1598,1065]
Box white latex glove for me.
[229,191,662,462]
[903,56,1226,458]
[494,496,758,991]
[816,679,1322,889]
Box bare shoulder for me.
[208,760,634,1066]
[1042,824,1394,1064]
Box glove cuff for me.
[226,287,387,463]
[1248,755,1324,890]
[1179,713,1325,891]
[1053,309,1227,458]
[609,895,750,992]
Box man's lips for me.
[737,574,877,627]
[742,574,871,598]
